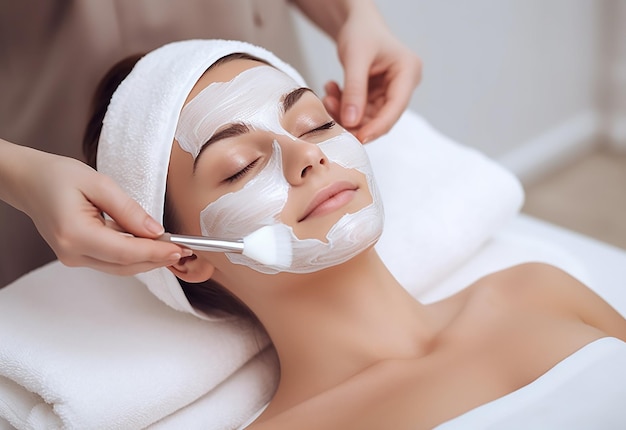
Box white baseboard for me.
[497,110,601,186]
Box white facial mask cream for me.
[176,65,384,274]
[175,66,300,157]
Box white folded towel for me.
[148,348,279,430]
[435,337,626,429]
[0,261,269,430]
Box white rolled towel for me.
[0,261,270,429]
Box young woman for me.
[85,40,626,429]
[0,0,422,288]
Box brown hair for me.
[82,53,267,321]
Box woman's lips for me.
[299,181,358,222]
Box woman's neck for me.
[251,249,437,411]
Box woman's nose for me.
[279,138,328,185]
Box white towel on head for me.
[96,39,306,319]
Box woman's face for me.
[167,58,383,284]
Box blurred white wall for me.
[602,0,626,151]
[290,0,622,183]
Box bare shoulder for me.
[471,262,626,341]
[470,262,592,307]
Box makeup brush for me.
[160,224,293,268]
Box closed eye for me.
[299,120,336,138]
[224,158,260,183]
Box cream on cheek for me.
[174,66,384,274]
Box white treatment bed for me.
[1,112,625,429]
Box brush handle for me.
[161,233,244,253]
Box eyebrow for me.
[193,123,250,171]
[282,87,313,114]
[192,86,313,170]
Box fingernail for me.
[343,105,358,126]
[145,217,165,235]
[181,248,193,257]
[361,135,373,144]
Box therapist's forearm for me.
[291,0,377,40]
[0,138,34,213]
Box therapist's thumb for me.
[340,54,369,129]
[90,176,165,238]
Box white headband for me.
[97,39,306,319]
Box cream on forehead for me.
[175,65,300,158]
[200,132,384,274]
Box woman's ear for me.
[167,254,215,283]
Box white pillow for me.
[368,111,523,296]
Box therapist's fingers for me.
[323,80,369,139]
[323,56,422,143]
[355,61,421,143]
[87,174,166,239]
[49,170,187,273]
[322,81,342,122]
[337,48,372,129]
[15,149,187,275]
[329,0,422,143]
[69,174,190,268]
[53,205,189,272]
[63,232,190,276]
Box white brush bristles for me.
[242,224,293,268]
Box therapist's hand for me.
[321,5,422,143]
[2,143,189,275]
